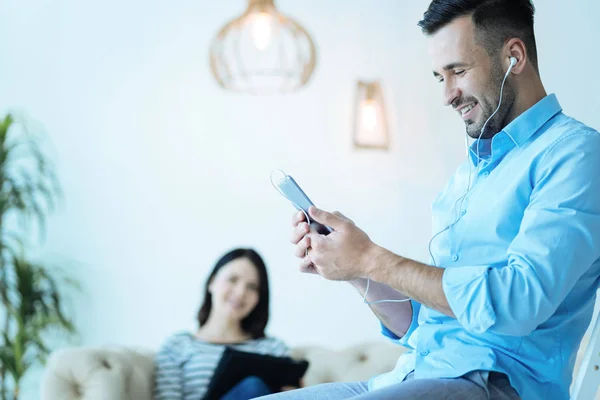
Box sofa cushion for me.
[290,341,406,386]
[41,346,155,400]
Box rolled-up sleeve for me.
[443,131,600,336]
[380,300,421,349]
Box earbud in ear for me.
[504,56,518,76]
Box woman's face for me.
[208,258,261,322]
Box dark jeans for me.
[220,376,273,400]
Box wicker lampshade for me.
[209,0,317,94]
[353,80,390,150]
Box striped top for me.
[154,331,290,400]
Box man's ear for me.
[504,38,527,74]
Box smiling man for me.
[255,1,600,399]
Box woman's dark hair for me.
[418,0,538,73]
[196,248,270,339]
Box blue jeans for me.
[252,371,520,400]
[220,376,273,400]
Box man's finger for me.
[308,206,347,230]
[294,236,310,258]
[292,210,306,226]
[290,222,309,245]
[299,256,318,274]
[307,231,325,251]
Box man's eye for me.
[436,77,444,83]
[455,70,466,76]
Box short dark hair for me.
[418,0,538,72]
[196,248,271,339]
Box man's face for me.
[429,16,514,139]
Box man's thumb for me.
[308,206,345,230]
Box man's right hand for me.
[290,211,319,275]
[290,212,413,337]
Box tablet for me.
[204,347,309,400]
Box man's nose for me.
[443,83,461,107]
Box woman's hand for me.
[280,377,305,392]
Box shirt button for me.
[420,350,430,356]
[461,210,466,216]
[452,254,459,262]
[482,171,489,177]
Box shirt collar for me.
[502,93,562,146]
[469,93,562,166]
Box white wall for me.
[1,0,599,394]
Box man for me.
[257,1,600,399]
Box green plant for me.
[0,114,78,400]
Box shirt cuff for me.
[443,265,496,333]
[380,300,421,349]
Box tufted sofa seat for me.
[40,341,406,400]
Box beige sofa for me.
[40,341,406,400]
[40,332,598,399]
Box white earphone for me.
[433,55,520,267]
[476,55,518,151]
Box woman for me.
[154,248,291,400]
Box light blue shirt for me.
[370,94,600,400]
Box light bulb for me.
[360,99,378,131]
[249,12,273,51]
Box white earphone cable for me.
[429,58,515,267]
